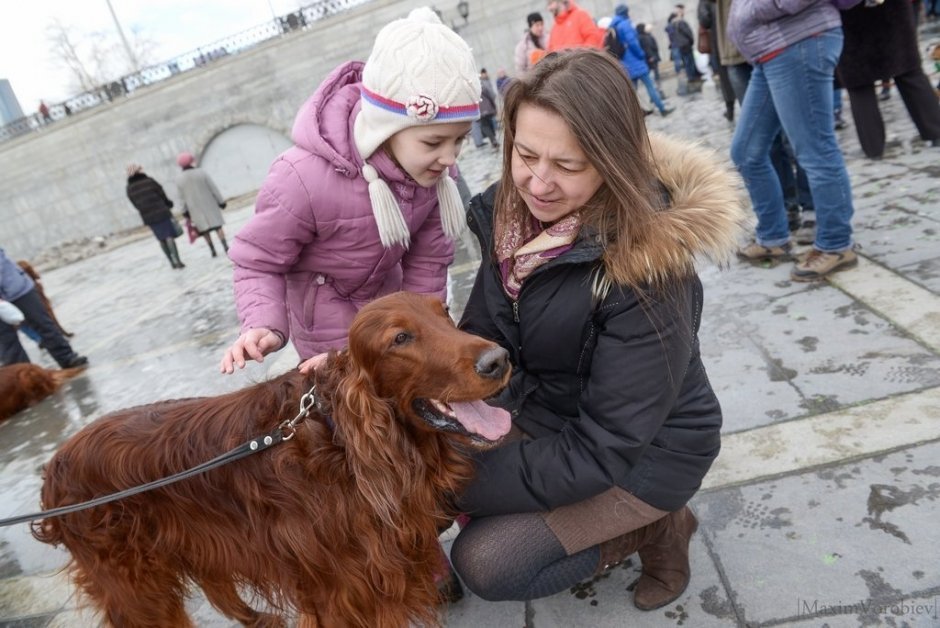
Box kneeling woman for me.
[453,49,747,610]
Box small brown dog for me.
[0,363,86,422]
[17,260,73,337]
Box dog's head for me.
[323,292,511,445]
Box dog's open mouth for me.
[413,399,511,443]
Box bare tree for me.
[46,19,98,93]
[45,18,158,94]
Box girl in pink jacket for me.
[221,7,481,373]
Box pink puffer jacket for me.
[229,61,455,358]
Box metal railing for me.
[0,0,371,144]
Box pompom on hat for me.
[177,151,195,168]
[353,7,481,249]
[126,163,143,178]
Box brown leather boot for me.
[633,506,698,610]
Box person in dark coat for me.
[0,247,88,368]
[125,164,185,269]
[449,49,747,611]
[673,4,703,83]
[635,22,662,86]
[836,0,940,159]
[698,0,736,121]
[477,69,500,150]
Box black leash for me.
[0,383,320,528]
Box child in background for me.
[220,7,481,373]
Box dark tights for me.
[202,229,229,257]
[450,513,599,601]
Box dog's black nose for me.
[475,346,509,379]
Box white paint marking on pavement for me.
[704,386,940,490]
[828,256,940,353]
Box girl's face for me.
[511,103,603,224]
[386,122,472,188]
[530,21,544,37]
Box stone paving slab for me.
[694,440,940,626]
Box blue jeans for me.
[633,73,666,112]
[680,49,701,81]
[730,28,854,252]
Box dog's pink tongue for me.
[450,400,511,441]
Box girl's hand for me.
[298,353,328,374]
[220,328,283,374]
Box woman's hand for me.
[219,328,283,374]
[298,352,328,374]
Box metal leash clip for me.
[278,383,318,441]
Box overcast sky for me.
[0,0,309,114]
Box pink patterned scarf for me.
[495,211,582,300]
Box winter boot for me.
[166,238,185,269]
[159,239,176,269]
[633,506,698,610]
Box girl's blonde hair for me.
[495,49,666,294]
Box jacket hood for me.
[622,133,751,287]
[291,61,365,179]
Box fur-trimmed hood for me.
[613,132,750,287]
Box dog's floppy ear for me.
[322,349,417,526]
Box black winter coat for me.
[638,31,661,64]
[126,173,174,226]
[457,134,747,515]
[837,0,921,88]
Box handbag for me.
[170,217,184,239]
[185,217,199,244]
[697,25,711,55]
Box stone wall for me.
[1,0,691,259]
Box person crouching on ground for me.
[450,48,749,611]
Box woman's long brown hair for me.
[495,49,666,294]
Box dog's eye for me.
[394,332,410,345]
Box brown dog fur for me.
[0,363,85,421]
[32,292,511,628]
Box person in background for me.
[515,12,548,73]
[450,48,747,611]
[635,22,662,87]
[126,164,186,270]
[698,0,736,121]
[0,247,88,368]
[478,69,501,150]
[665,13,684,75]
[610,5,673,116]
[545,0,604,52]
[220,7,481,373]
[38,100,52,123]
[673,4,704,85]
[729,0,862,281]
[176,151,229,257]
[495,68,513,97]
[836,0,940,159]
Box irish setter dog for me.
[32,292,511,628]
[0,363,85,422]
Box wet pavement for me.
[2,40,940,626]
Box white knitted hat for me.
[354,7,481,249]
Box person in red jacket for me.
[545,0,604,52]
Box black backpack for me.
[603,27,625,60]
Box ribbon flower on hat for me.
[406,94,439,121]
